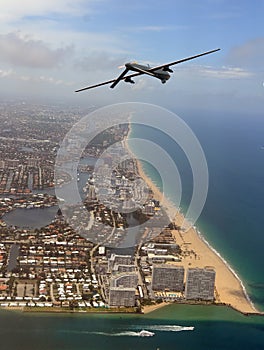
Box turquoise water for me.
[128,111,264,313]
[0,111,264,349]
[0,305,263,350]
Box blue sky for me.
[0,0,263,113]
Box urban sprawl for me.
[0,102,216,313]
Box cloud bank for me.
[0,32,73,68]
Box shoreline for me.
[195,228,257,312]
[3,301,263,317]
[126,123,262,316]
[142,302,169,314]
[2,125,262,317]
[2,301,263,317]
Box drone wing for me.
[149,48,220,72]
[110,67,130,88]
[75,79,117,92]
[75,48,220,92]
[75,71,144,92]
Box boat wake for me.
[91,325,194,336]
[60,325,194,337]
[91,330,155,337]
[143,325,194,332]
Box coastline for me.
[126,124,262,316]
[171,213,258,314]
[142,301,169,314]
[2,125,262,317]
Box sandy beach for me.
[139,164,260,314]
[171,213,258,314]
[127,134,260,315]
[143,301,169,314]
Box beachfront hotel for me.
[151,264,184,291]
[108,287,136,307]
[110,272,138,289]
[185,267,216,301]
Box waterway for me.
[0,305,263,350]
[119,212,143,248]
[0,110,264,350]
[3,206,59,229]
[2,156,95,229]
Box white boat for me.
[138,330,155,337]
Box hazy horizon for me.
[0,0,263,114]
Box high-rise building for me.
[151,264,184,291]
[108,287,135,307]
[112,264,136,274]
[185,267,215,301]
[87,177,96,200]
[27,158,39,167]
[143,200,155,216]
[108,254,133,272]
[110,272,138,288]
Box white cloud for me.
[131,78,150,91]
[0,0,93,23]
[0,1,133,65]
[178,65,253,79]
[4,69,75,86]
[125,25,189,33]
[0,32,74,68]
[38,75,73,86]
[76,51,127,72]
[197,65,253,79]
[0,69,14,78]
[227,38,264,69]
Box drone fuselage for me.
[75,48,220,92]
[125,62,171,83]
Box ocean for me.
[0,109,264,349]
[0,304,263,350]
[129,109,264,313]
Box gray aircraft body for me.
[75,48,220,92]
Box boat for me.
[138,330,155,337]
